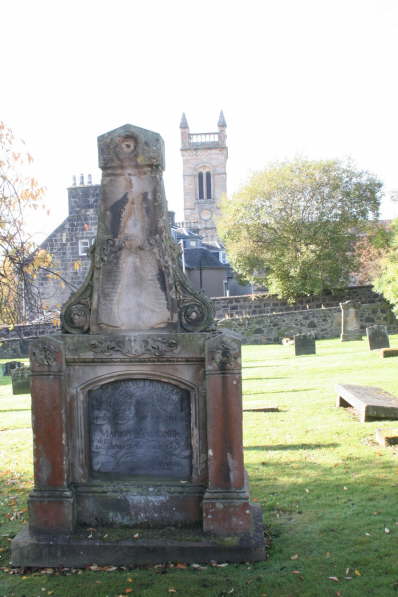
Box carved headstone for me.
[366,324,390,351]
[12,124,264,567]
[340,300,362,341]
[294,333,316,356]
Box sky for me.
[2,0,398,241]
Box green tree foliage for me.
[0,122,51,325]
[372,219,398,315]
[218,158,382,301]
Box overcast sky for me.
[2,0,398,240]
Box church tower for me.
[180,111,228,244]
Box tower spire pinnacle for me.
[217,110,227,128]
[180,112,189,129]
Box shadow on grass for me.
[245,388,317,395]
[245,443,340,451]
[0,409,31,413]
[243,364,286,369]
[243,376,288,381]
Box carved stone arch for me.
[72,370,204,484]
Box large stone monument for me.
[11,124,265,566]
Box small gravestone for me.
[375,428,398,447]
[340,300,362,341]
[366,325,389,350]
[2,361,23,376]
[294,333,316,355]
[11,366,31,395]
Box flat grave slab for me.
[381,348,398,358]
[375,428,398,447]
[336,383,398,423]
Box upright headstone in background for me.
[340,300,362,341]
[294,333,316,356]
[11,366,31,395]
[367,324,390,350]
[11,124,265,567]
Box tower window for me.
[198,172,204,200]
[197,169,212,200]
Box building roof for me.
[184,248,226,269]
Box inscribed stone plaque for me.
[366,325,390,350]
[89,379,192,479]
[294,334,316,356]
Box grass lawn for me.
[1,338,398,596]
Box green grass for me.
[1,340,398,596]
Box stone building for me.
[180,111,228,244]
[37,177,99,311]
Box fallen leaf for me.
[343,486,348,491]
[365,532,371,536]
[328,576,339,582]
[168,589,177,593]
[325,552,331,558]
[384,527,390,534]
[354,569,361,576]
[124,589,133,594]
[175,562,188,569]
[305,488,310,493]
[127,577,134,582]
[292,570,301,574]
[336,592,342,596]
[290,554,299,560]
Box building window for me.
[78,238,94,256]
[219,251,228,264]
[197,169,212,200]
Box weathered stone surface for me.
[375,428,398,447]
[366,324,390,350]
[381,348,398,358]
[340,300,362,341]
[11,505,265,567]
[336,383,398,422]
[89,379,191,479]
[61,125,214,336]
[11,366,31,394]
[294,333,315,356]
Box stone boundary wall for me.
[211,285,383,320]
[0,323,59,358]
[218,302,398,344]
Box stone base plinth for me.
[11,506,265,567]
[340,332,362,342]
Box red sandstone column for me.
[28,338,75,534]
[202,332,253,535]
